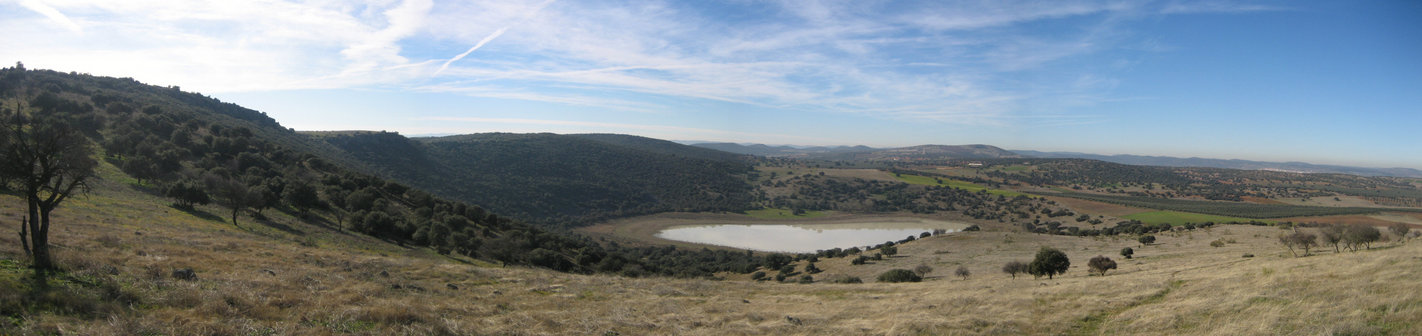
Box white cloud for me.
[18,0,82,32]
[0,0,1235,126]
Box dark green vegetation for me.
[317,131,756,227]
[876,269,922,283]
[1028,247,1070,280]
[0,67,773,278]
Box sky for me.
[2,0,1420,169]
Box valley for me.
[1,67,1420,335]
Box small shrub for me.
[1138,235,1156,246]
[827,275,863,284]
[1242,253,1254,258]
[851,255,868,265]
[963,225,981,231]
[798,275,813,284]
[881,246,897,256]
[1210,239,1226,248]
[877,269,922,283]
[954,266,971,280]
[751,271,766,280]
[1120,247,1134,259]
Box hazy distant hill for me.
[320,132,757,227]
[1013,150,1422,178]
[692,142,1019,161]
[691,142,876,157]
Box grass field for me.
[1123,210,1268,226]
[893,174,1029,197]
[4,160,1421,335]
[744,207,828,219]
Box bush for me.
[1210,239,1226,248]
[963,225,981,231]
[1120,247,1134,259]
[1002,261,1028,279]
[827,275,863,284]
[1087,255,1117,276]
[750,271,766,280]
[851,255,869,265]
[881,246,898,256]
[1138,235,1156,246]
[798,275,814,284]
[877,269,922,283]
[1028,247,1070,279]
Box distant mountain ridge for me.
[691,142,1020,160]
[1012,150,1422,178]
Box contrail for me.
[434,26,509,76]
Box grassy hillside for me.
[0,67,772,278]
[316,132,757,228]
[5,177,1418,334]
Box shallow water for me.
[654,219,967,253]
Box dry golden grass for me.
[2,163,1419,335]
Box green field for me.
[996,165,1031,172]
[893,174,1028,197]
[744,208,828,219]
[1047,191,1400,218]
[1122,211,1268,226]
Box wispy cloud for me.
[18,0,81,32]
[0,0,1254,126]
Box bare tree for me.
[954,266,971,280]
[0,105,97,271]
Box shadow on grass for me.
[250,216,305,235]
[170,204,226,223]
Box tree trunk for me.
[29,196,54,271]
[16,216,30,257]
[231,207,241,227]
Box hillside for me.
[692,142,1021,161]
[0,67,772,278]
[1014,149,1422,178]
[4,173,1419,334]
[316,132,757,227]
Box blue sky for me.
[3,0,1419,168]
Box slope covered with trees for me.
[0,65,772,278]
[318,132,757,227]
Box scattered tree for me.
[1343,225,1380,251]
[165,181,210,209]
[1389,223,1411,243]
[881,245,898,256]
[0,105,98,271]
[1138,235,1156,247]
[1029,247,1070,279]
[877,269,922,283]
[1319,224,1345,253]
[1120,247,1134,259]
[805,262,822,274]
[1278,231,1318,257]
[913,264,933,277]
[954,266,971,280]
[1087,255,1117,276]
[208,176,256,227]
[1002,261,1029,279]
